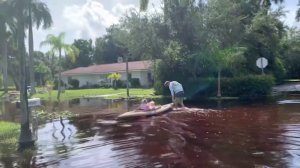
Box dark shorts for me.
[175,91,184,103]
[175,91,184,97]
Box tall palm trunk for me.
[1,38,8,93]
[217,71,221,97]
[40,72,42,87]
[7,57,20,90]
[126,55,129,97]
[51,53,54,78]
[57,49,62,100]
[153,59,156,87]
[17,0,34,147]
[0,20,8,93]
[28,3,36,95]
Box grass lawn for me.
[31,87,158,101]
[0,91,4,98]
[0,121,20,157]
[285,79,300,82]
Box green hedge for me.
[116,80,126,88]
[53,80,66,90]
[70,79,80,89]
[130,78,140,88]
[155,75,275,100]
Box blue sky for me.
[28,0,299,53]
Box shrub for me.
[273,57,286,84]
[70,79,80,89]
[130,78,140,88]
[116,80,127,88]
[53,80,66,90]
[156,75,275,100]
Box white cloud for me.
[30,0,143,52]
[62,0,137,40]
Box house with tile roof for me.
[55,60,154,88]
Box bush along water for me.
[155,75,275,100]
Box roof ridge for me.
[57,60,153,76]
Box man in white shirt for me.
[164,81,185,109]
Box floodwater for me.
[1,95,300,168]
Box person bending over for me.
[164,81,185,109]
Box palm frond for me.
[58,32,66,41]
[31,1,53,29]
[62,43,79,63]
[39,34,56,48]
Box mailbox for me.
[16,98,41,109]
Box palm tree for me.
[26,0,53,95]
[16,0,34,147]
[6,26,21,91]
[208,42,246,97]
[40,32,79,100]
[0,0,15,94]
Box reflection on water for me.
[1,96,300,167]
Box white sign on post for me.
[256,57,268,74]
[28,98,41,107]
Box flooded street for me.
[1,95,300,168]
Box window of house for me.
[128,73,132,80]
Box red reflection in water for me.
[1,97,300,167]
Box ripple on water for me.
[278,100,300,104]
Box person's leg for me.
[174,98,178,109]
[176,97,182,108]
[180,98,185,108]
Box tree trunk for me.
[57,49,61,101]
[11,74,20,91]
[126,55,129,97]
[153,59,156,87]
[217,71,221,98]
[40,73,42,87]
[2,38,8,93]
[17,0,34,147]
[51,53,54,78]
[28,3,35,95]
[7,57,20,90]
[0,21,8,93]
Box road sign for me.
[256,57,268,75]
[256,57,268,68]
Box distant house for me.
[55,60,154,88]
